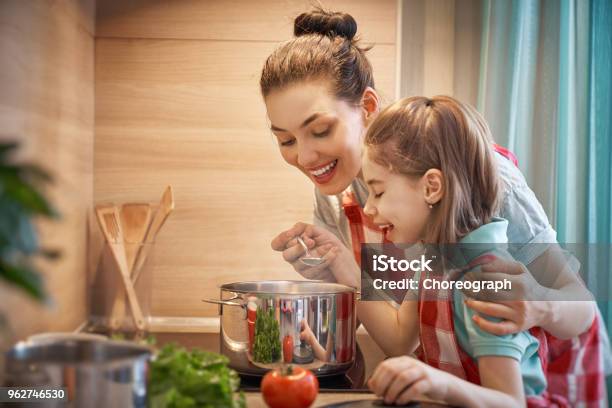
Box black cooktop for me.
[239,343,368,392]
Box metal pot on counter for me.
[203,280,357,377]
[4,335,151,408]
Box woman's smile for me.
[307,159,338,184]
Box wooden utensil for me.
[133,186,174,282]
[95,204,146,331]
[95,204,124,330]
[120,203,152,273]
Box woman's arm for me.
[368,356,525,407]
[464,252,595,339]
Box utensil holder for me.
[89,241,155,333]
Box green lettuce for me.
[148,343,245,408]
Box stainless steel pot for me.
[4,337,151,408]
[203,280,357,376]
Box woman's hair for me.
[260,7,374,104]
[364,96,501,244]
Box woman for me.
[260,7,607,405]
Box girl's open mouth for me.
[380,224,394,241]
[309,159,338,184]
[379,223,394,232]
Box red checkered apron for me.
[342,144,607,406]
[415,256,570,407]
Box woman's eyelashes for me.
[312,121,335,138]
[279,138,295,147]
[312,128,330,137]
[276,122,334,147]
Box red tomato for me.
[282,335,294,363]
[261,366,319,408]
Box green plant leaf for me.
[18,164,54,183]
[0,198,39,255]
[0,259,46,301]
[0,140,60,303]
[0,142,19,160]
[0,171,58,218]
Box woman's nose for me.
[296,140,319,168]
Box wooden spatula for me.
[120,203,152,274]
[95,204,124,330]
[95,204,146,331]
[145,186,175,243]
[133,186,175,282]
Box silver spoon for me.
[296,236,325,266]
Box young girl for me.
[329,95,558,406]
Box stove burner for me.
[239,343,367,392]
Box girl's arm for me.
[324,238,421,357]
[446,356,526,408]
[368,355,525,407]
[356,300,419,357]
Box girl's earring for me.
[428,203,433,209]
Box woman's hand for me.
[463,257,549,335]
[299,319,316,344]
[270,222,358,286]
[464,255,595,338]
[465,299,549,336]
[368,356,451,405]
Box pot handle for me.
[202,294,244,308]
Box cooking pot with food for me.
[203,280,357,376]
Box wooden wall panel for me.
[96,0,396,44]
[95,1,397,318]
[0,0,94,341]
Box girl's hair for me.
[260,7,374,104]
[365,96,501,244]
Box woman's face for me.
[361,149,431,244]
[265,81,366,195]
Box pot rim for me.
[5,339,152,368]
[219,280,357,296]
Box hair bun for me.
[294,9,357,40]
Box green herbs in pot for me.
[148,343,245,408]
[252,307,281,363]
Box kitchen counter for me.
[83,326,446,407]
[244,391,448,407]
[245,391,377,407]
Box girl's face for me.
[264,81,366,195]
[362,150,432,244]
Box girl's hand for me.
[270,222,357,285]
[368,356,451,405]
